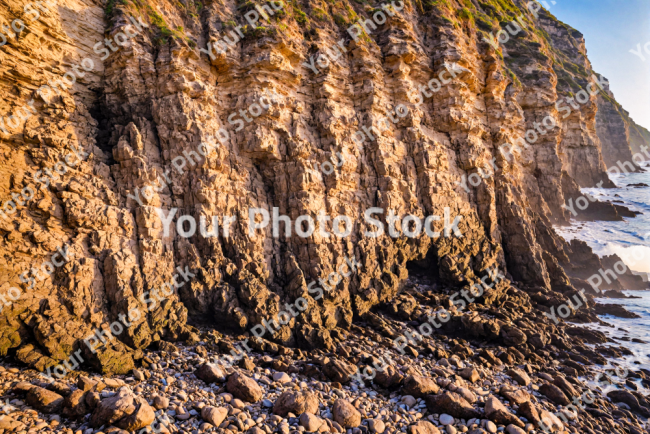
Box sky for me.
[547,0,650,130]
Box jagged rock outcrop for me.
[0,0,647,374]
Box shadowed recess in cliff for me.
[405,247,441,287]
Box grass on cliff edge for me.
[148,8,192,45]
[105,0,197,46]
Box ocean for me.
[555,166,650,382]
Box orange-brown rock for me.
[0,0,647,373]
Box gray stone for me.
[439,414,454,426]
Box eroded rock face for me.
[596,81,650,170]
[0,0,647,372]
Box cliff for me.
[595,78,650,171]
[0,0,647,376]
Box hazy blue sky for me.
[547,0,650,129]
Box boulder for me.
[407,420,441,434]
[552,376,578,399]
[369,419,386,433]
[103,378,126,389]
[240,356,255,371]
[528,333,549,349]
[565,327,607,344]
[500,326,527,346]
[505,425,526,434]
[323,359,357,383]
[62,389,88,418]
[607,390,650,417]
[479,350,501,366]
[539,383,570,406]
[78,376,101,392]
[153,395,169,410]
[484,396,524,428]
[506,368,531,386]
[299,412,324,432]
[133,368,145,381]
[195,363,226,383]
[333,399,361,428]
[158,341,179,353]
[201,406,228,427]
[272,372,291,383]
[454,386,477,404]
[26,386,64,413]
[273,390,319,416]
[425,392,480,419]
[48,381,72,397]
[374,364,404,389]
[90,387,135,427]
[539,410,565,432]
[0,415,25,431]
[459,368,480,383]
[85,391,101,410]
[498,385,530,406]
[402,375,440,397]
[116,397,155,431]
[90,386,154,430]
[518,401,541,426]
[12,381,35,394]
[82,341,135,375]
[402,396,417,407]
[226,372,263,403]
